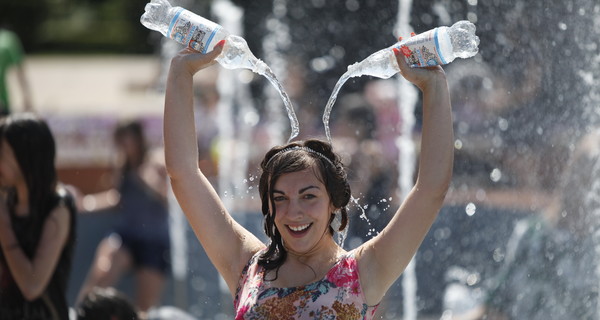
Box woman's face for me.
[0,139,23,188]
[271,167,335,254]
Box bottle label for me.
[395,28,447,67]
[168,8,221,54]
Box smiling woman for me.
[258,141,351,275]
[163,34,453,319]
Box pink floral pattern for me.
[234,250,378,320]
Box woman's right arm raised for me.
[164,44,264,295]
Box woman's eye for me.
[273,196,286,202]
[303,194,316,199]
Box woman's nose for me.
[287,200,304,220]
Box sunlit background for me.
[2,0,600,319]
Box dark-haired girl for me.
[164,37,453,319]
[0,113,76,319]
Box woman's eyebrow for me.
[272,185,319,195]
[299,186,319,193]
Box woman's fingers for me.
[393,41,445,90]
[174,40,226,75]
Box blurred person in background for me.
[76,120,170,312]
[0,27,32,115]
[0,113,77,319]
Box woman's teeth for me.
[289,224,311,232]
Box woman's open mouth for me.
[286,223,312,237]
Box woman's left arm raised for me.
[357,48,453,306]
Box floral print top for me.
[234,249,378,320]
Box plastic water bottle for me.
[347,20,480,79]
[140,0,267,73]
[322,21,479,142]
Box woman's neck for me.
[286,236,344,266]
[268,237,344,287]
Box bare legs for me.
[135,268,166,310]
[76,234,166,312]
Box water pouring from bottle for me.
[322,20,479,143]
[141,0,299,141]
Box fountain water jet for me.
[395,0,419,319]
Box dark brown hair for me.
[257,139,351,272]
[0,113,58,252]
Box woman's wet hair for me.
[257,139,351,272]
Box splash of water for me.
[217,34,300,142]
[323,71,353,143]
[258,66,300,142]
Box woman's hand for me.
[394,36,446,91]
[170,40,226,77]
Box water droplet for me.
[558,22,568,30]
[490,168,502,182]
[345,0,359,11]
[238,70,254,84]
[465,203,476,216]
[466,273,479,286]
[243,110,259,126]
[498,118,509,131]
[493,248,505,262]
[454,139,463,150]
[467,12,478,23]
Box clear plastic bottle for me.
[140,0,267,73]
[347,20,480,79]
